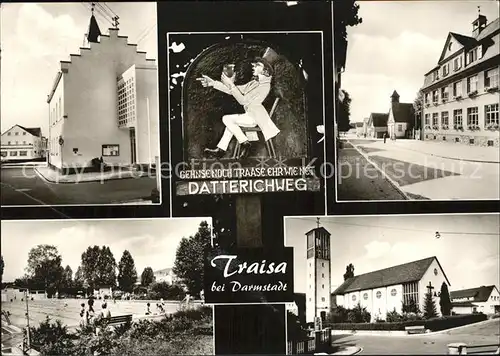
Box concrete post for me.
[448,343,467,355]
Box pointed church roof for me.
[87,14,101,43]
[391,90,400,98]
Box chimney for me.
[472,14,487,37]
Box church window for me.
[322,273,324,278]
[352,295,356,301]
[322,297,325,302]
[403,282,419,309]
[322,263,324,267]
[391,289,397,297]
[363,293,368,300]
[376,291,382,299]
[322,285,324,289]
[434,268,438,276]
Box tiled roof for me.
[17,125,42,137]
[476,18,500,41]
[332,257,437,295]
[369,113,389,128]
[390,103,415,123]
[154,267,173,275]
[450,285,496,303]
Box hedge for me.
[328,313,487,331]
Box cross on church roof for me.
[427,281,434,292]
[316,217,320,228]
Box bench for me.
[103,314,133,327]
[405,325,426,334]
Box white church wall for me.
[385,284,403,313]
[372,287,387,321]
[306,259,316,323]
[418,258,449,317]
[359,290,372,312]
[315,259,331,318]
[477,287,500,314]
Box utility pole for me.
[22,290,31,355]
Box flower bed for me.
[328,313,487,332]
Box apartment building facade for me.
[421,15,499,147]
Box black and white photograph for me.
[168,31,326,198]
[335,1,500,201]
[0,2,161,206]
[0,218,214,356]
[284,214,500,355]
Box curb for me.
[34,167,149,184]
[381,143,500,165]
[330,318,497,338]
[347,141,412,201]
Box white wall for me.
[54,29,154,168]
[418,258,450,317]
[315,259,330,319]
[48,74,65,168]
[306,258,315,323]
[135,64,159,166]
[453,305,474,314]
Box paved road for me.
[337,143,408,201]
[1,167,157,206]
[332,319,500,355]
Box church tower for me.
[391,90,400,104]
[305,222,331,324]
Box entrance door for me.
[130,128,137,164]
[320,311,326,321]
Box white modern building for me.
[421,14,499,147]
[47,13,159,171]
[1,125,44,161]
[153,268,177,285]
[332,256,451,322]
[305,227,332,324]
[451,285,500,315]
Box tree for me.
[337,90,352,133]
[402,297,421,314]
[81,246,117,289]
[141,267,155,287]
[343,263,354,281]
[60,265,73,294]
[173,221,212,295]
[413,90,423,131]
[0,255,4,280]
[439,282,452,316]
[423,291,438,319]
[26,245,64,296]
[117,250,138,293]
[74,266,85,290]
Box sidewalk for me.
[373,139,500,163]
[35,166,149,184]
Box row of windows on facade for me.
[430,46,485,83]
[424,103,499,128]
[1,150,34,157]
[118,80,136,126]
[50,97,63,127]
[4,141,33,146]
[425,68,498,105]
[5,131,28,136]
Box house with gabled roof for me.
[367,113,389,138]
[420,13,499,147]
[332,256,451,322]
[1,124,44,161]
[47,10,159,171]
[387,91,416,139]
[451,285,500,315]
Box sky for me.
[285,214,500,294]
[1,217,211,282]
[0,2,158,136]
[342,1,500,123]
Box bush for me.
[29,317,76,356]
[386,309,402,323]
[347,304,370,323]
[329,313,487,331]
[327,306,349,323]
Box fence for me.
[287,328,332,355]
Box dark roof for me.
[369,113,389,127]
[390,103,415,123]
[17,125,41,137]
[449,32,477,48]
[87,14,102,43]
[477,18,500,41]
[332,257,444,295]
[391,90,400,99]
[450,285,497,303]
[305,226,331,237]
[354,122,364,128]
[452,301,479,308]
